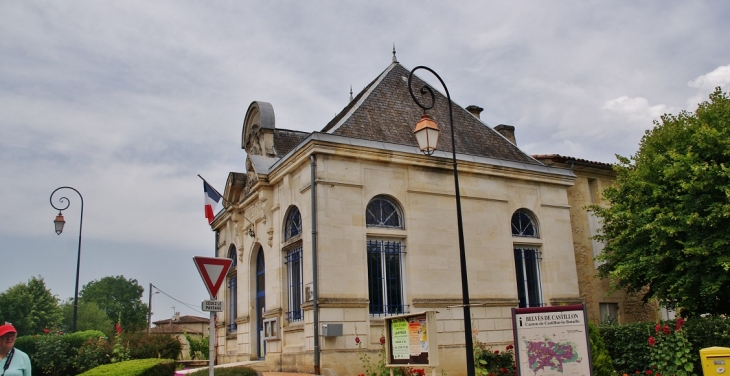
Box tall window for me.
[366,195,406,316]
[512,209,543,308]
[227,245,238,333]
[284,207,303,322]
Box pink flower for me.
[648,336,656,346]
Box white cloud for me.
[688,65,730,90]
[602,96,669,121]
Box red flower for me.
[43,328,49,334]
[663,324,670,335]
[494,350,499,354]
[636,371,640,374]
[499,367,507,374]
[506,344,514,350]
[676,317,685,331]
[380,336,386,345]
[655,323,661,333]
[648,336,656,347]
[355,336,360,344]
[645,370,652,375]
[115,322,122,334]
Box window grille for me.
[366,196,403,228]
[599,303,619,323]
[285,246,303,322]
[367,240,407,316]
[514,248,544,308]
[228,276,238,332]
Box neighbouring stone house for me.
[210,58,582,375]
[152,314,210,359]
[532,154,660,324]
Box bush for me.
[599,321,653,374]
[188,365,258,376]
[75,336,112,374]
[78,358,176,376]
[124,333,182,360]
[588,322,614,376]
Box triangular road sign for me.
[193,256,233,299]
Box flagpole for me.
[197,174,257,230]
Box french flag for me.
[203,181,222,224]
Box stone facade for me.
[210,62,583,376]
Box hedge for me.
[78,358,176,376]
[600,316,730,374]
[188,366,258,376]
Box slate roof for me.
[532,154,614,170]
[153,315,210,325]
[321,63,540,165]
[273,128,310,158]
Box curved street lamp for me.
[408,66,475,376]
[50,186,84,333]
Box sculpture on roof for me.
[242,101,276,157]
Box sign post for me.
[193,256,233,376]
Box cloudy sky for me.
[1,1,729,325]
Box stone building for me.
[210,59,581,375]
[532,154,659,324]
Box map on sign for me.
[524,336,581,374]
[513,305,591,376]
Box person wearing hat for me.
[0,323,31,376]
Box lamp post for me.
[50,186,84,333]
[408,66,475,376]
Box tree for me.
[592,87,730,316]
[0,276,61,334]
[59,299,113,336]
[80,275,148,332]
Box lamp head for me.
[54,212,65,235]
[413,114,440,155]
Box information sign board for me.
[384,311,439,368]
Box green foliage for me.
[77,358,176,376]
[75,336,112,374]
[188,365,258,376]
[588,322,614,376]
[60,299,114,336]
[80,276,149,332]
[0,276,61,335]
[184,333,209,360]
[599,321,653,374]
[125,333,182,360]
[648,318,697,376]
[34,332,73,376]
[591,87,730,316]
[474,344,516,376]
[600,316,730,374]
[110,333,131,363]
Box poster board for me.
[384,311,439,367]
[512,304,593,376]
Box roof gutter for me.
[311,154,320,375]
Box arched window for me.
[366,195,403,228]
[227,244,238,333]
[285,207,302,240]
[284,206,303,322]
[366,195,406,316]
[511,209,543,308]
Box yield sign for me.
[193,256,233,299]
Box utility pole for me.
[147,283,155,335]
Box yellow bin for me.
[700,347,730,375]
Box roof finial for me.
[392,43,398,63]
[350,85,353,101]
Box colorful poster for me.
[419,317,428,353]
[513,306,591,376]
[408,319,421,356]
[391,318,409,359]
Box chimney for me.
[494,124,516,145]
[465,105,484,119]
[173,312,180,322]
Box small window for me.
[366,196,403,228]
[285,207,302,240]
[285,246,303,322]
[600,303,619,324]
